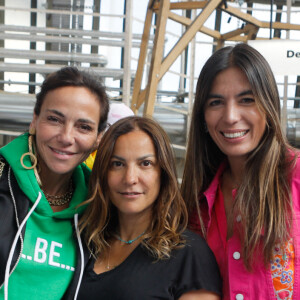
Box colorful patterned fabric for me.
[271,239,294,300]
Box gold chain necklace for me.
[43,180,73,206]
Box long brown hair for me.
[181,43,295,269]
[80,116,188,260]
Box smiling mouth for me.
[222,130,248,138]
[51,147,74,155]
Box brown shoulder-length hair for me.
[181,43,296,269]
[80,116,188,260]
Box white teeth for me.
[54,149,68,155]
[223,131,247,138]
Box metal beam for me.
[0,62,133,79]
[0,48,107,65]
[0,33,148,48]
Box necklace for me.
[43,180,73,206]
[105,248,115,270]
[115,231,145,245]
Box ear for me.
[30,113,37,133]
[92,132,103,152]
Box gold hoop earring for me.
[20,133,42,186]
[20,152,37,169]
[20,134,37,170]
[29,127,36,135]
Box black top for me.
[77,230,221,299]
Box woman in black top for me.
[77,116,221,300]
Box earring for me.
[20,133,42,186]
[29,127,36,135]
[20,135,37,170]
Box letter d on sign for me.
[287,50,294,58]
[34,238,48,263]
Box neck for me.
[38,160,73,195]
[40,171,72,196]
[117,213,150,241]
[227,157,246,186]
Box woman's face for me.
[31,86,102,177]
[107,130,161,221]
[204,67,266,164]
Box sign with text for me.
[248,40,300,76]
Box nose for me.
[57,125,75,145]
[223,101,240,124]
[124,165,138,185]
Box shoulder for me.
[168,230,221,297]
[182,229,207,247]
[175,230,220,278]
[180,230,216,258]
[74,162,91,185]
[167,230,219,271]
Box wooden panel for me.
[137,89,147,109]
[143,0,171,117]
[168,11,221,39]
[246,27,259,41]
[261,21,300,31]
[221,24,257,40]
[220,3,263,27]
[131,5,154,113]
[153,1,208,11]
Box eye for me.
[79,124,93,132]
[206,99,222,107]
[241,97,255,104]
[47,116,60,123]
[110,160,124,169]
[140,160,155,168]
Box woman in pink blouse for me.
[181,43,300,300]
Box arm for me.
[179,289,220,300]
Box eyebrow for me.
[46,109,96,125]
[207,89,253,99]
[112,154,156,161]
[238,90,253,97]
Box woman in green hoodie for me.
[0,66,109,300]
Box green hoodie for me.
[0,133,90,299]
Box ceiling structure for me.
[131,0,300,116]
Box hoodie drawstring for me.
[4,192,42,300]
[74,213,84,300]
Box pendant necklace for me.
[106,248,114,270]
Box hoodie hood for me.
[0,133,90,218]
